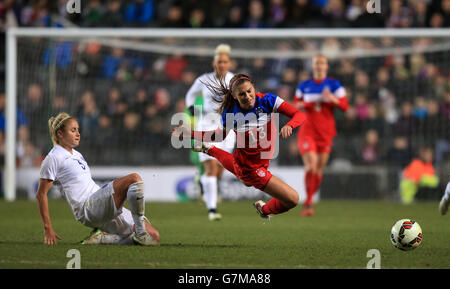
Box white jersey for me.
[185,71,234,131]
[40,145,100,221]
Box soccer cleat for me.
[192,141,213,153]
[301,204,314,217]
[253,200,269,219]
[439,196,449,216]
[132,231,159,246]
[81,228,103,245]
[208,212,222,221]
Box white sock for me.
[445,182,450,200]
[126,182,146,234]
[100,234,134,245]
[200,175,218,211]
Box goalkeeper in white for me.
[36,112,160,246]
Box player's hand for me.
[322,90,338,104]
[44,228,62,245]
[280,125,293,139]
[171,124,190,139]
[295,101,305,110]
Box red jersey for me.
[294,77,348,141]
[193,92,306,171]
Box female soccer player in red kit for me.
[173,74,306,218]
[294,54,349,216]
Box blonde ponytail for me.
[48,112,73,146]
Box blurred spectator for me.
[77,93,99,140]
[386,0,413,28]
[357,129,381,164]
[0,92,28,136]
[429,12,444,27]
[102,47,126,79]
[354,93,370,120]
[124,0,154,26]
[118,112,142,149]
[82,0,105,27]
[160,5,188,27]
[269,0,287,27]
[412,96,428,119]
[400,146,439,204]
[385,136,412,167]
[224,6,244,27]
[43,40,74,69]
[361,103,385,136]
[393,101,415,136]
[324,0,348,27]
[411,0,428,27]
[286,0,313,27]
[440,90,450,119]
[165,52,188,82]
[103,0,123,27]
[102,87,128,128]
[209,0,234,27]
[338,105,362,138]
[441,0,450,27]
[244,0,267,28]
[189,8,208,28]
[50,95,68,116]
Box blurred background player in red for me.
[294,54,349,216]
[173,74,306,219]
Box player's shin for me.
[200,175,218,211]
[304,171,315,206]
[126,182,146,234]
[262,198,290,215]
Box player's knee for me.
[129,173,142,183]
[285,193,299,209]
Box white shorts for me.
[80,182,134,237]
[198,129,236,163]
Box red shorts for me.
[297,134,333,155]
[234,163,273,191]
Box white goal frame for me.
[5,27,450,201]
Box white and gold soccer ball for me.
[390,219,423,251]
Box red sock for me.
[208,146,236,175]
[304,171,315,206]
[313,174,323,194]
[306,173,323,206]
[262,198,290,215]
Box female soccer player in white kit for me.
[185,44,236,221]
[36,112,160,246]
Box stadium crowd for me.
[0,0,449,173]
[1,0,450,29]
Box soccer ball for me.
[390,219,423,251]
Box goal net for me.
[4,28,450,201]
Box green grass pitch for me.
[0,199,449,269]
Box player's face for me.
[213,54,231,77]
[312,55,328,79]
[59,119,81,149]
[233,81,256,110]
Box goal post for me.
[4,28,450,201]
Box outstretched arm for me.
[276,101,307,139]
[172,125,230,143]
[36,178,62,245]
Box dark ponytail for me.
[202,73,253,114]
